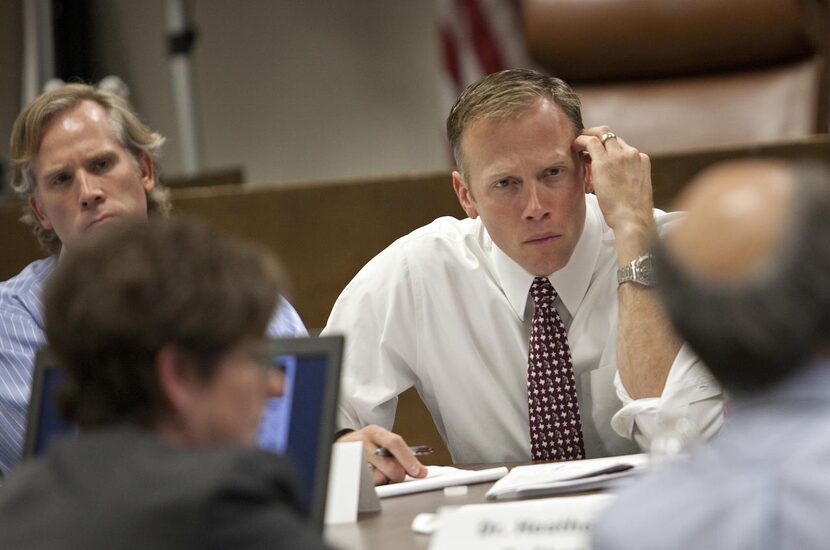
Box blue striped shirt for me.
[0,257,308,475]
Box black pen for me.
[373,445,434,458]
[567,463,635,480]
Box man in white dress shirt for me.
[323,69,724,484]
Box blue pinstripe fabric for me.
[0,257,308,475]
[266,296,309,341]
[258,297,310,453]
[0,257,56,475]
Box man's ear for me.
[156,345,201,415]
[582,152,594,194]
[28,195,53,230]
[137,152,155,193]
[452,170,478,219]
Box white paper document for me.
[375,465,508,498]
[429,493,615,550]
[486,453,648,500]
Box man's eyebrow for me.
[480,155,574,180]
[482,167,514,180]
[88,145,120,158]
[87,151,119,165]
[538,153,577,169]
[546,154,573,164]
[40,146,122,177]
[39,165,70,182]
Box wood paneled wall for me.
[3,136,828,464]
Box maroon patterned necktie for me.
[527,276,586,461]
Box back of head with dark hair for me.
[655,160,830,395]
[43,217,284,427]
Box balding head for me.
[668,160,794,282]
[655,159,830,394]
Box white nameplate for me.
[429,493,614,550]
[324,441,364,524]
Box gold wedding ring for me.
[600,132,617,145]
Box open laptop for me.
[24,336,343,530]
[256,335,343,529]
[22,348,77,459]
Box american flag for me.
[436,0,537,112]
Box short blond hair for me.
[9,83,170,254]
[446,69,583,174]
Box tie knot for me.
[530,277,556,305]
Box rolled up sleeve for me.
[611,344,725,450]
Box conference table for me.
[322,454,642,550]
[323,461,593,550]
[324,465,499,550]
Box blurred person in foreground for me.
[0,218,327,549]
[0,83,306,474]
[593,159,830,549]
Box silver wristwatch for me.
[617,254,656,287]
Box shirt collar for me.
[490,195,603,321]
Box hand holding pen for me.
[374,445,433,458]
[336,425,429,485]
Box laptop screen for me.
[26,336,343,529]
[23,349,76,458]
[256,336,343,528]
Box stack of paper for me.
[485,453,648,500]
[375,465,508,498]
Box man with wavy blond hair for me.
[0,84,306,474]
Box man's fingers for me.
[369,455,408,484]
[370,431,427,479]
[372,467,391,486]
[582,125,612,138]
[341,425,428,485]
[610,134,631,151]
[578,127,636,155]
[573,134,606,159]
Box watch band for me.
[617,264,636,285]
[617,254,656,287]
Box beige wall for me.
[89,0,450,185]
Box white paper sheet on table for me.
[375,465,508,498]
[486,453,648,500]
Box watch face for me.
[637,256,655,286]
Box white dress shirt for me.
[323,195,724,463]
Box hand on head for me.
[337,425,427,485]
[573,126,655,233]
